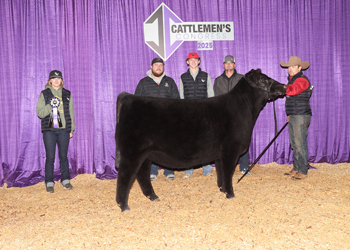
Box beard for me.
[152,69,164,78]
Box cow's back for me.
[116,95,233,163]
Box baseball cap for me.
[223,55,235,63]
[187,52,200,59]
[151,58,164,65]
[49,70,63,79]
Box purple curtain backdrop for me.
[1,0,349,187]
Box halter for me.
[249,79,274,100]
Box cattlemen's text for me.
[171,24,232,33]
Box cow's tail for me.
[115,92,129,169]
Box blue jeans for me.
[239,151,249,171]
[43,129,71,185]
[288,115,311,175]
[150,163,174,177]
[184,165,213,176]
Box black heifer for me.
[115,69,286,211]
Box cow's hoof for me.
[226,193,235,199]
[120,206,130,212]
[147,195,159,201]
[118,203,130,212]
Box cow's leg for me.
[220,154,239,199]
[136,159,159,201]
[215,160,224,190]
[116,157,140,212]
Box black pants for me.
[43,129,71,184]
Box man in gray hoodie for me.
[134,58,180,181]
[213,55,250,174]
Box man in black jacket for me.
[135,58,180,181]
[213,55,250,174]
[135,58,180,99]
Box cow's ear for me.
[253,69,260,81]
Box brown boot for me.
[284,170,297,176]
[292,172,307,180]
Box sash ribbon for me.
[48,97,63,128]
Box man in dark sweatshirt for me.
[134,58,180,181]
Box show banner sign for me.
[144,3,234,60]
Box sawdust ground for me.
[1,163,350,249]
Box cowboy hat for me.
[280,56,309,70]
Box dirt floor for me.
[1,162,350,249]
